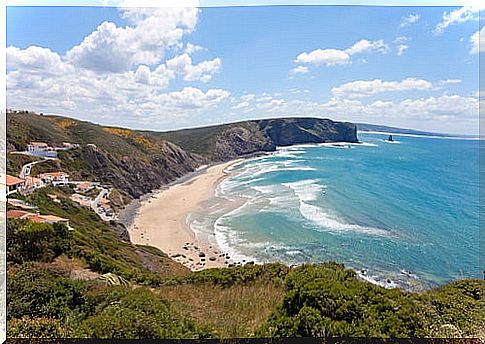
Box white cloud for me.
[295,39,388,68]
[166,53,221,82]
[6,46,71,75]
[331,78,433,98]
[66,7,199,73]
[394,36,410,56]
[240,94,255,102]
[470,27,484,54]
[232,101,250,109]
[438,79,462,85]
[6,7,229,129]
[397,45,408,56]
[185,43,204,54]
[295,49,350,66]
[435,5,483,34]
[289,65,309,75]
[344,39,389,55]
[400,14,420,28]
[155,87,230,110]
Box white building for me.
[38,172,69,186]
[26,142,57,158]
[5,175,26,196]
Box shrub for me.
[257,263,425,338]
[76,287,213,339]
[7,264,86,320]
[7,219,72,264]
[7,317,73,338]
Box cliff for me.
[7,113,358,198]
[152,117,358,161]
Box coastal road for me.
[19,157,57,178]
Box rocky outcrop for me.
[257,117,358,146]
[213,126,275,161]
[210,118,358,161]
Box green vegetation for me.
[7,264,210,339]
[10,187,190,284]
[6,112,483,340]
[7,219,72,264]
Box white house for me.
[27,142,57,158]
[38,171,70,186]
[5,175,26,196]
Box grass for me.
[157,281,286,338]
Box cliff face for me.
[7,113,358,198]
[210,118,358,161]
[213,125,275,161]
[258,118,358,146]
[81,142,201,198]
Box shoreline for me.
[127,158,245,271]
[120,149,428,291]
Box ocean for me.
[188,132,480,290]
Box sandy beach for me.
[129,159,243,271]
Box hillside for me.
[7,113,204,199]
[7,113,358,198]
[150,117,358,161]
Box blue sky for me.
[6,5,482,134]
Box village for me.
[3,141,115,228]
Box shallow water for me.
[188,132,480,290]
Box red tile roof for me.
[6,175,25,186]
[7,210,32,219]
[39,172,69,178]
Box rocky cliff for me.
[155,117,358,161]
[257,117,358,146]
[7,113,358,199]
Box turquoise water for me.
[189,132,480,290]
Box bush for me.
[7,264,86,320]
[166,263,290,287]
[76,287,213,339]
[257,263,425,338]
[7,219,72,264]
[7,317,73,338]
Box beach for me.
[129,159,243,271]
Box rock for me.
[198,252,206,257]
[209,257,216,261]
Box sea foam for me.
[283,179,390,237]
